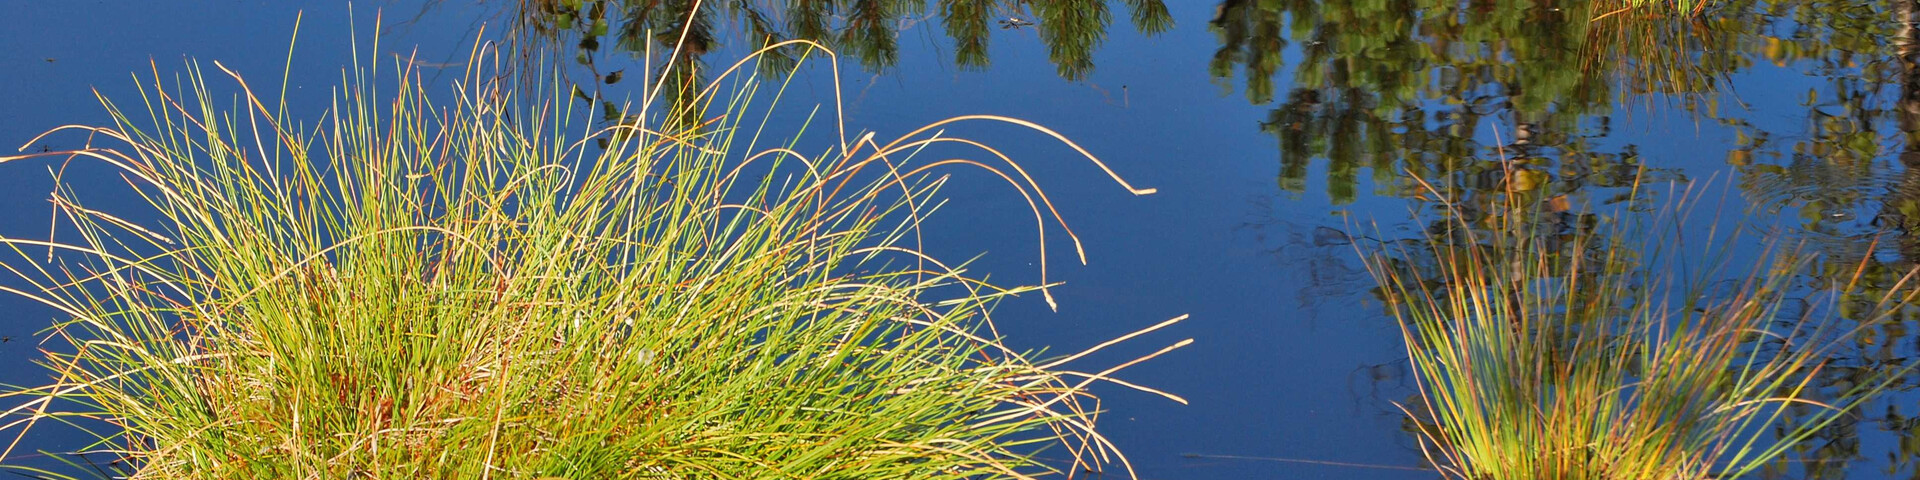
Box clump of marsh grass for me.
[0,25,1185,479]
[1361,178,1914,480]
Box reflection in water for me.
[505,0,1170,128]
[1207,0,1920,476]
[1208,0,1731,207]
[1203,0,1902,216]
[1238,197,1379,323]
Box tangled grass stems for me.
[1360,176,1916,480]
[1593,0,1714,21]
[0,21,1184,479]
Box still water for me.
[2,0,1917,478]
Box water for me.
[3,0,1918,478]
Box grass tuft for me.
[1360,176,1914,480]
[0,24,1182,479]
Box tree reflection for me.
[506,0,1170,131]
[1210,0,1920,476]
[1211,1,1738,206]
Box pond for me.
[1,0,1916,478]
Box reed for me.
[1360,179,1913,480]
[0,25,1184,479]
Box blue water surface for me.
[4,1,1914,478]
